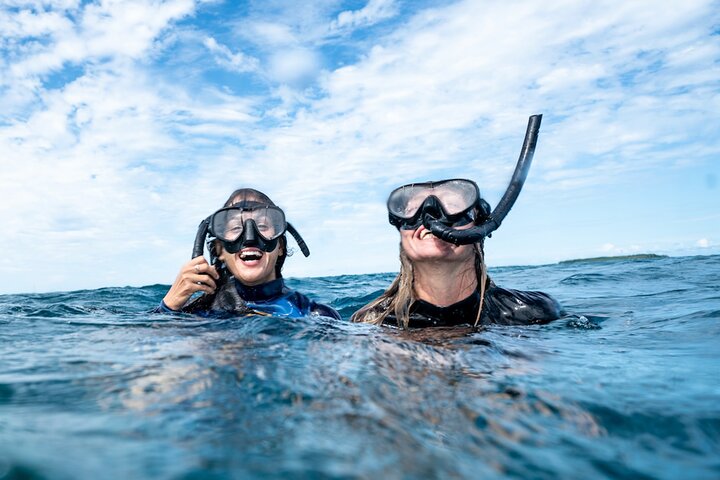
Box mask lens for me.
[211,210,244,242]
[210,206,286,242]
[246,208,285,240]
[431,180,478,215]
[388,185,428,219]
[387,179,479,221]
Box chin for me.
[411,241,473,263]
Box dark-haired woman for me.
[351,179,562,328]
[158,188,340,319]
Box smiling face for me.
[216,190,285,286]
[219,239,283,286]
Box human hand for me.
[162,256,220,311]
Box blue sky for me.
[1,0,718,294]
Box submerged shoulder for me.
[483,285,563,325]
[284,288,342,320]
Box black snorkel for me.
[192,217,211,259]
[286,223,310,257]
[191,216,310,259]
[423,114,542,245]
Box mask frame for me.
[192,208,309,261]
[387,179,491,230]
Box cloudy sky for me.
[1,0,718,294]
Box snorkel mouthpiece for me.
[424,114,542,245]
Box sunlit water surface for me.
[1,255,719,479]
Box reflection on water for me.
[1,255,719,479]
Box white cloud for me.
[1,0,719,293]
[331,0,397,31]
[203,36,259,72]
[600,243,616,253]
[247,21,297,46]
[0,6,73,39]
[267,47,320,85]
[697,238,710,248]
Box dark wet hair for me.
[223,188,275,208]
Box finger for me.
[207,265,220,280]
[189,256,209,270]
[194,282,216,295]
[189,274,217,290]
[190,262,220,280]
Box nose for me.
[241,219,259,247]
[420,195,443,219]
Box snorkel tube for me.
[286,223,310,257]
[424,114,542,245]
[192,217,210,258]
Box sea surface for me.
[1,254,718,479]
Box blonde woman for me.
[351,178,562,328]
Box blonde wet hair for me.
[351,243,489,328]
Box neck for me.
[412,259,477,307]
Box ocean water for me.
[0,254,718,479]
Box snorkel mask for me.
[192,201,310,260]
[388,114,542,245]
[388,179,491,230]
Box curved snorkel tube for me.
[192,217,211,258]
[191,217,311,259]
[424,114,542,245]
[286,222,310,257]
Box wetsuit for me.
[157,277,341,320]
[378,283,562,328]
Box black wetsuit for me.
[382,284,562,328]
[157,278,341,320]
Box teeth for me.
[240,251,263,260]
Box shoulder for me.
[483,285,563,325]
[283,288,342,320]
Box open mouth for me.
[239,249,264,262]
[418,227,435,240]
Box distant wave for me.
[558,253,668,265]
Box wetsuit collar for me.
[408,290,481,328]
[233,277,285,301]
